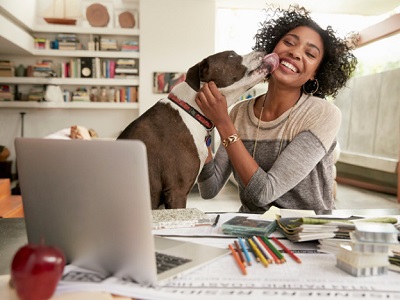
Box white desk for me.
[1,211,400,300]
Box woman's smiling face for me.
[272,26,324,89]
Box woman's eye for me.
[306,52,316,58]
[283,40,294,46]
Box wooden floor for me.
[0,179,23,218]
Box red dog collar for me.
[167,92,215,132]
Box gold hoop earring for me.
[302,79,319,96]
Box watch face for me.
[82,67,91,77]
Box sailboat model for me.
[42,0,82,25]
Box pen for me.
[248,238,269,267]
[238,237,252,266]
[212,214,220,227]
[271,236,302,264]
[228,244,247,275]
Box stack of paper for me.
[276,217,355,242]
[277,216,399,243]
[320,222,399,277]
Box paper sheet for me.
[56,239,400,300]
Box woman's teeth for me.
[281,60,298,72]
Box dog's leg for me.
[163,186,195,209]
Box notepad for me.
[151,208,213,229]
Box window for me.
[216,7,400,77]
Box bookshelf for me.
[0,101,138,110]
[1,26,140,105]
[0,0,140,106]
[0,0,144,158]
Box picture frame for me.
[153,72,186,94]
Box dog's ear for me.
[185,63,201,91]
[185,58,209,92]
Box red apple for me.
[10,242,66,300]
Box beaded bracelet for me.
[222,134,240,148]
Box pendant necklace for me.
[252,93,300,159]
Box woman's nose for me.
[289,47,301,60]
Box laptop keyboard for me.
[155,252,192,274]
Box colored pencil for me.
[261,236,286,263]
[234,240,246,264]
[246,239,260,262]
[256,236,280,264]
[252,236,273,263]
[238,237,252,266]
[247,238,269,267]
[228,244,247,275]
[271,236,302,264]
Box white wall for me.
[0,0,217,170]
[0,0,36,28]
[139,0,216,113]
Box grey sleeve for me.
[245,131,327,207]
[197,144,232,199]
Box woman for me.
[195,6,357,212]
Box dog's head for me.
[186,50,279,107]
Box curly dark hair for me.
[253,5,358,98]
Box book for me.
[80,57,94,78]
[221,216,277,237]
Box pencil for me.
[252,236,273,263]
[234,240,246,264]
[247,238,269,267]
[238,237,252,266]
[261,237,286,263]
[246,239,260,262]
[256,236,280,264]
[228,244,247,275]
[271,236,302,264]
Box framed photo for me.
[115,9,139,29]
[153,72,186,94]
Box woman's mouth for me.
[281,60,298,73]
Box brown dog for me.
[118,50,279,209]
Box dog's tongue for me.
[263,53,280,74]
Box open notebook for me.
[15,138,229,286]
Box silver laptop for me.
[15,138,228,286]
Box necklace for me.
[252,93,300,159]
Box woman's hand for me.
[196,82,259,187]
[195,81,230,127]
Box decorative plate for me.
[118,11,135,28]
[86,3,109,27]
